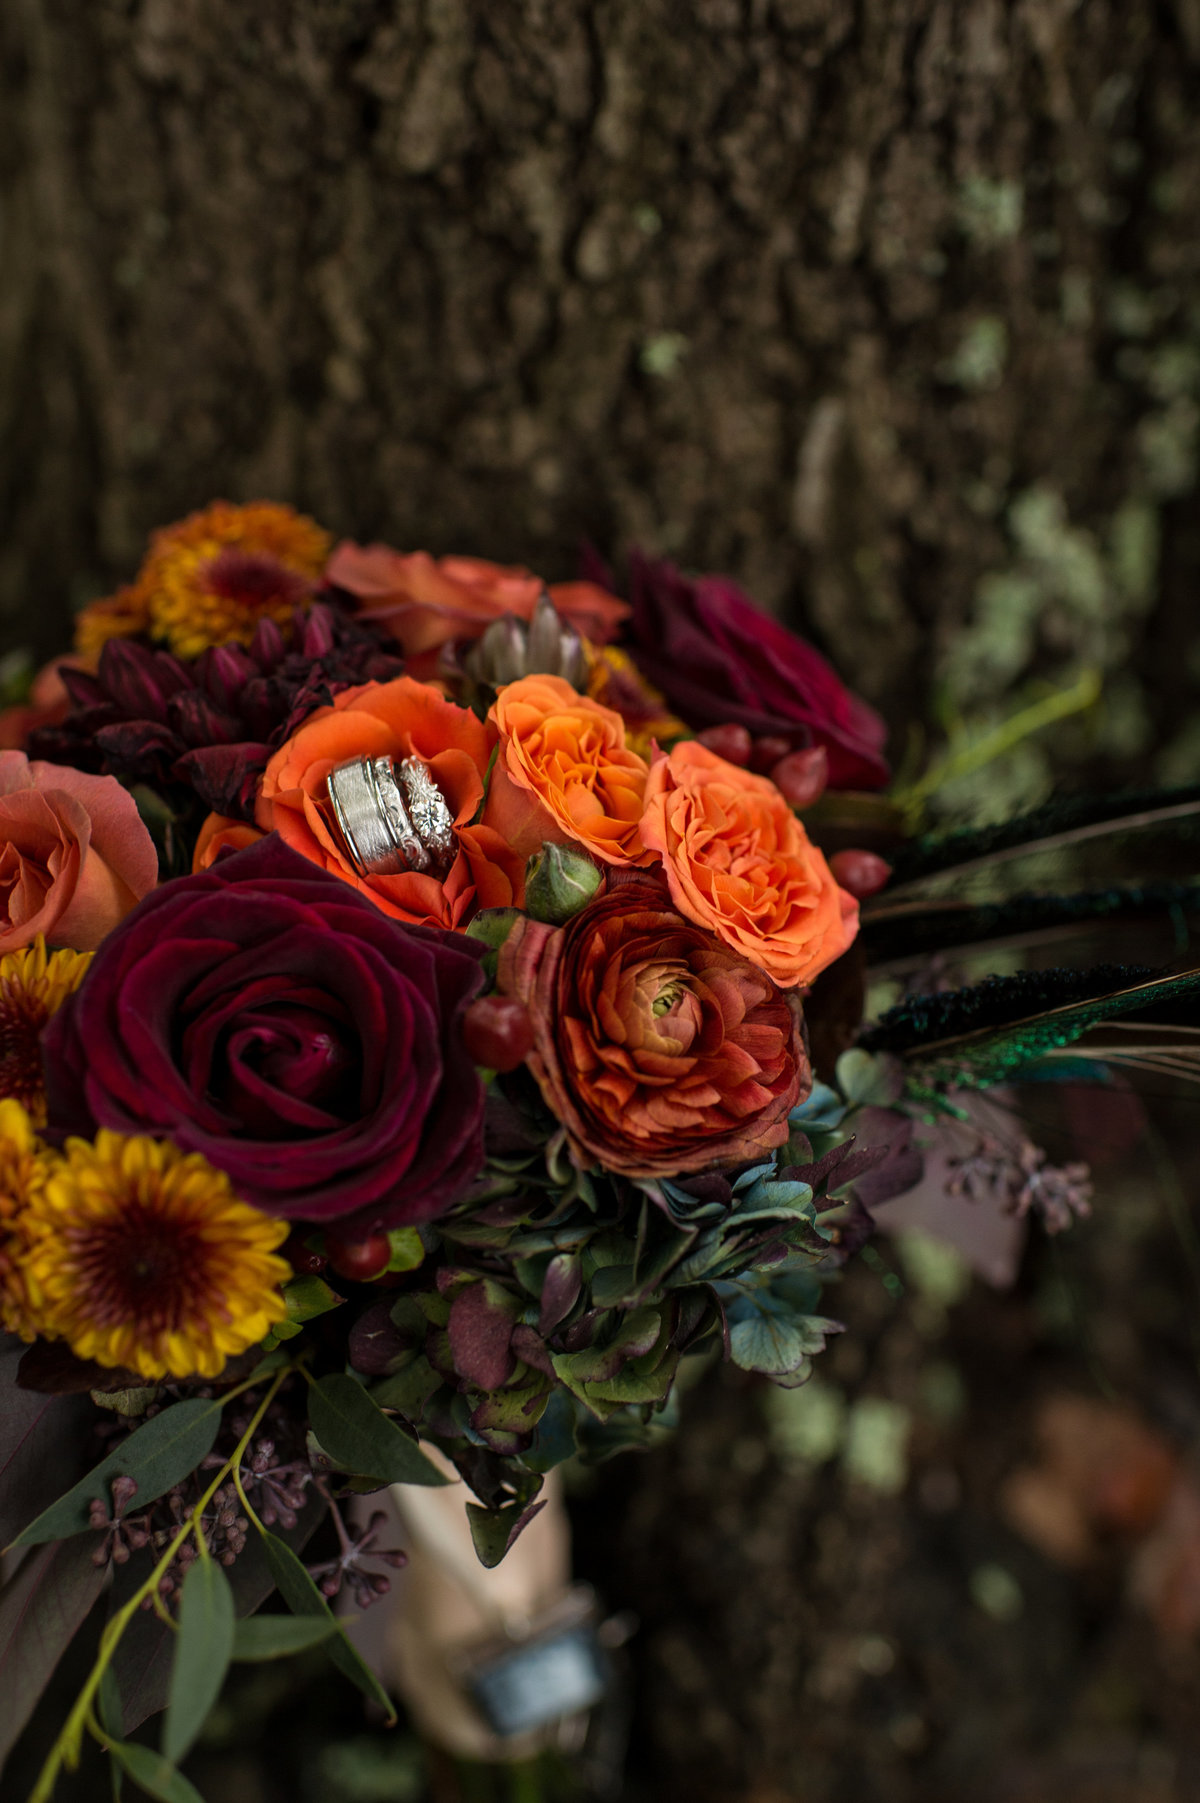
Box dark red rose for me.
[618,552,890,791]
[42,836,487,1230]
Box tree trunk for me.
[4,1,1199,760]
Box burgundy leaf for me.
[447,1283,517,1391]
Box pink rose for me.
[0,752,158,953]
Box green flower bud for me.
[524,842,602,924]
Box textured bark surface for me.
[3,0,1200,762]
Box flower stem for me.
[27,1366,290,1803]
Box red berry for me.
[463,995,535,1072]
[829,848,892,899]
[282,1233,327,1276]
[696,724,753,767]
[769,745,829,810]
[749,734,793,774]
[326,1233,391,1282]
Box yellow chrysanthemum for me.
[73,585,153,663]
[0,937,93,1126]
[72,501,333,663]
[21,1132,291,1381]
[141,500,331,659]
[0,1097,52,1338]
[585,643,689,759]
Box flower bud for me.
[523,841,603,924]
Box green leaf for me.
[109,1740,205,1803]
[231,1614,341,1661]
[308,1374,450,1487]
[465,1492,546,1569]
[162,1558,235,1765]
[7,1398,223,1550]
[284,1273,346,1324]
[727,1305,841,1380]
[261,1531,395,1720]
[384,1227,425,1273]
[370,1355,442,1420]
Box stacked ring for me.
[326,755,456,878]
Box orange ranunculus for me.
[640,740,859,987]
[325,542,629,669]
[255,677,524,930]
[497,879,811,1178]
[0,753,158,954]
[485,675,654,869]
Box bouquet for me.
[2,501,1197,1797]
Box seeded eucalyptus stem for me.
[27,1363,293,1803]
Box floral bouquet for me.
[2,502,1198,1798]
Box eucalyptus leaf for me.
[7,1397,223,1550]
[162,1558,235,1764]
[231,1614,341,1661]
[0,1535,108,1764]
[0,1339,91,1545]
[261,1531,396,1719]
[308,1374,450,1487]
[109,1740,205,1803]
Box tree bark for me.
[3,1,1199,760]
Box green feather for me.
[896,966,1200,1091]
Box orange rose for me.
[640,740,858,987]
[485,675,653,868]
[0,752,158,953]
[325,543,628,669]
[193,814,266,871]
[256,677,524,929]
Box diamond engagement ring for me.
[326,755,457,878]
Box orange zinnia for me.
[640,740,858,988]
[485,675,654,868]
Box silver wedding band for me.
[326,755,456,878]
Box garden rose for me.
[0,752,158,954]
[42,836,487,1228]
[640,740,858,987]
[256,675,525,929]
[624,553,890,790]
[327,543,628,670]
[485,674,653,867]
[497,878,811,1177]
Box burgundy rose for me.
[617,552,889,791]
[43,837,486,1229]
[497,876,811,1178]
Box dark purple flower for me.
[613,552,890,791]
[29,604,404,820]
[43,837,487,1229]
